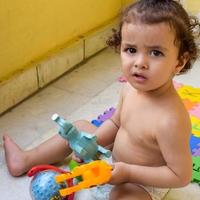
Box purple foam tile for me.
[97,107,115,122]
[192,143,200,156]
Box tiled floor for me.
[0,48,200,199]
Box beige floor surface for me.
[0,48,200,199]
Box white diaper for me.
[90,184,169,200]
[137,185,170,200]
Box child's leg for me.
[3,120,97,176]
[109,183,152,200]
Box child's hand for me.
[108,162,130,185]
[71,153,83,163]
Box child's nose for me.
[134,54,148,70]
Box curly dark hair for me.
[107,0,200,74]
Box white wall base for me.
[0,19,118,115]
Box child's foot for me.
[3,135,28,176]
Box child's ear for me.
[175,52,190,74]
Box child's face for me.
[120,22,184,92]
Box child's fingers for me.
[71,154,83,163]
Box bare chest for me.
[113,97,163,165]
[112,85,183,166]
[120,94,160,142]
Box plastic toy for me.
[68,160,79,171]
[55,160,112,197]
[28,165,74,200]
[91,107,115,127]
[52,113,111,162]
[192,156,200,184]
[68,160,82,182]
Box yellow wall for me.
[122,0,134,5]
[1,0,197,82]
[184,1,200,14]
[0,0,124,81]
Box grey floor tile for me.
[53,48,121,97]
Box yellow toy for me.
[55,160,112,197]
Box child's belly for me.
[112,128,166,167]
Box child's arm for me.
[109,114,193,188]
[94,86,124,148]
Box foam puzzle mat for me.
[174,81,200,184]
[173,81,200,153]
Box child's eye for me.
[151,50,164,57]
[125,47,137,54]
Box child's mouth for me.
[133,73,147,82]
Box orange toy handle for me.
[55,160,112,197]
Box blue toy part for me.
[52,114,111,163]
[30,170,64,200]
[91,119,103,127]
